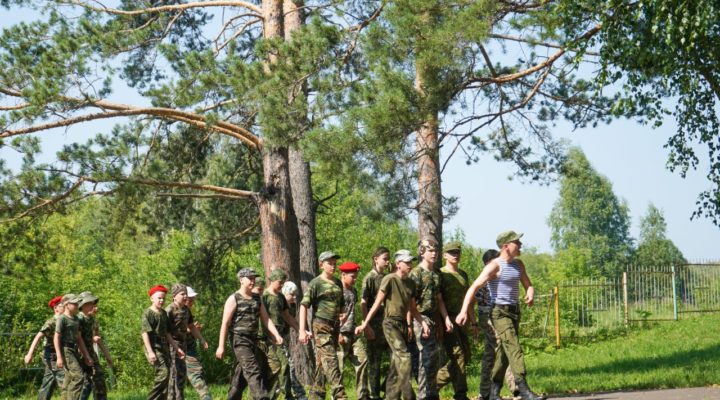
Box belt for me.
[313,316,338,326]
[494,304,520,312]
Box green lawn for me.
[8,313,720,399]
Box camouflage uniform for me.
[141,307,172,400]
[337,285,370,400]
[56,314,84,400]
[263,289,292,400]
[228,292,270,400]
[475,286,516,399]
[78,312,107,400]
[360,269,389,400]
[286,302,308,400]
[166,302,189,400]
[379,273,416,400]
[185,308,212,400]
[436,266,471,400]
[409,266,441,400]
[301,275,347,400]
[38,315,65,400]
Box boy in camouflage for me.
[360,247,391,400]
[355,249,431,400]
[78,291,113,400]
[54,294,94,400]
[141,285,186,400]
[298,251,347,400]
[409,239,454,400]
[24,295,65,400]
[216,268,283,400]
[166,284,190,400]
[184,287,212,400]
[337,261,370,400]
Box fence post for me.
[554,286,560,348]
[672,265,678,321]
[623,271,628,325]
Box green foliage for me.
[548,148,633,278]
[634,204,686,268]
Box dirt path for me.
[549,387,720,399]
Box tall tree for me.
[548,147,632,277]
[635,203,686,268]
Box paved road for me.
[549,387,720,399]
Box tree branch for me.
[64,0,262,17]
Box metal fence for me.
[542,263,720,346]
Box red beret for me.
[48,296,63,309]
[148,285,168,297]
[338,262,360,273]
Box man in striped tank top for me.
[454,231,545,400]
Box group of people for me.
[25,229,546,400]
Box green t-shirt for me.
[361,269,386,326]
[166,302,189,343]
[379,273,416,320]
[440,265,470,315]
[141,307,169,347]
[263,289,290,336]
[301,275,344,322]
[409,265,440,315]
[55,314,80,345]
[78,312,99,350]
[40,315,58,348]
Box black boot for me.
[488,381,503,400]
[515,378,545,400]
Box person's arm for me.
[354,290,386,335]
[96,338,114,368]
[165,332,185,358]
[280,309,300,332]
[518,259,535,307]
[409,298,430,338]
[23,332,44,365]
[77,331,94,366]
[261,303,283,345]
[298,304,310,344]
[141,332,156,364]
[436,293,454,333]
[54,331,64,369]
[455,262,499,326]
[360,277,377,340]
[188,323,208,351]
[215,294,236,360]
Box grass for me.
[6,313,720,399]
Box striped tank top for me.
[488,258,520,305]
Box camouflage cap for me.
[318,251,340,263]
[269,268,288,282]
[237,267,259,279]
[78,292,99,308]
[255,277,266,287]
[62,293,82,305]
[443,241,462,253]
[496,230,523,248]
[418,238,439,254]
[394,249,416,263]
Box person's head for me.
[171,284,188,305]
[338,262,360,287]
[62,294,82,315]
[482,249,499,265]
[418,238,438,265]
[281,281,298,304]
[496,230,523,257]
[372,247,391,272]
[252,277,265,295]
[148,285,168,309]
[394,249,416,276]
[78,291,99,316]
[48,296,64,315]
[236,268,259,291]
[443,241,462,266]
[185,286,198,308]
[268,269,288,292]
[318,251,340,276]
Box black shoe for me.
[515,378,545,400]
[488,381,503,400]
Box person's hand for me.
[365,325,375,340]
[201,339,209,351]
[524,291,534,307]
[299,330,309,345]
[23,354,32,365]
[455,312,468,326]
[274,334,284,345]
[56,358,64,369]
[215,347,224,360]
[338,334,346,345]
[407,326,414,341]
[147,352,157,365]
[93,335,101,343]
[421,321,430,339]
[444,315,454,333]
[177,348,185,359]
[84,357,94,367]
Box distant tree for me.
[548,147,632,277]
[634,203,686,268]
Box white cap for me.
[186,286,198,297]
[281,281,297,295]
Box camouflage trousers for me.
[61,347,84,400]
[185,349,212,400]
[287,339,308,400]
[167,345,187,400]
[436,322,471,400]
[413,315,440,399]
[478,311,516,398]
[490,306,525,387]
[147,346,171,400]
[309,320,347,400]
[228,334,270,400]
[383,319,415,400]
[337,332,369,400]
[38,350,64,400]
[364,323,389,400]
[80,353,107,400]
